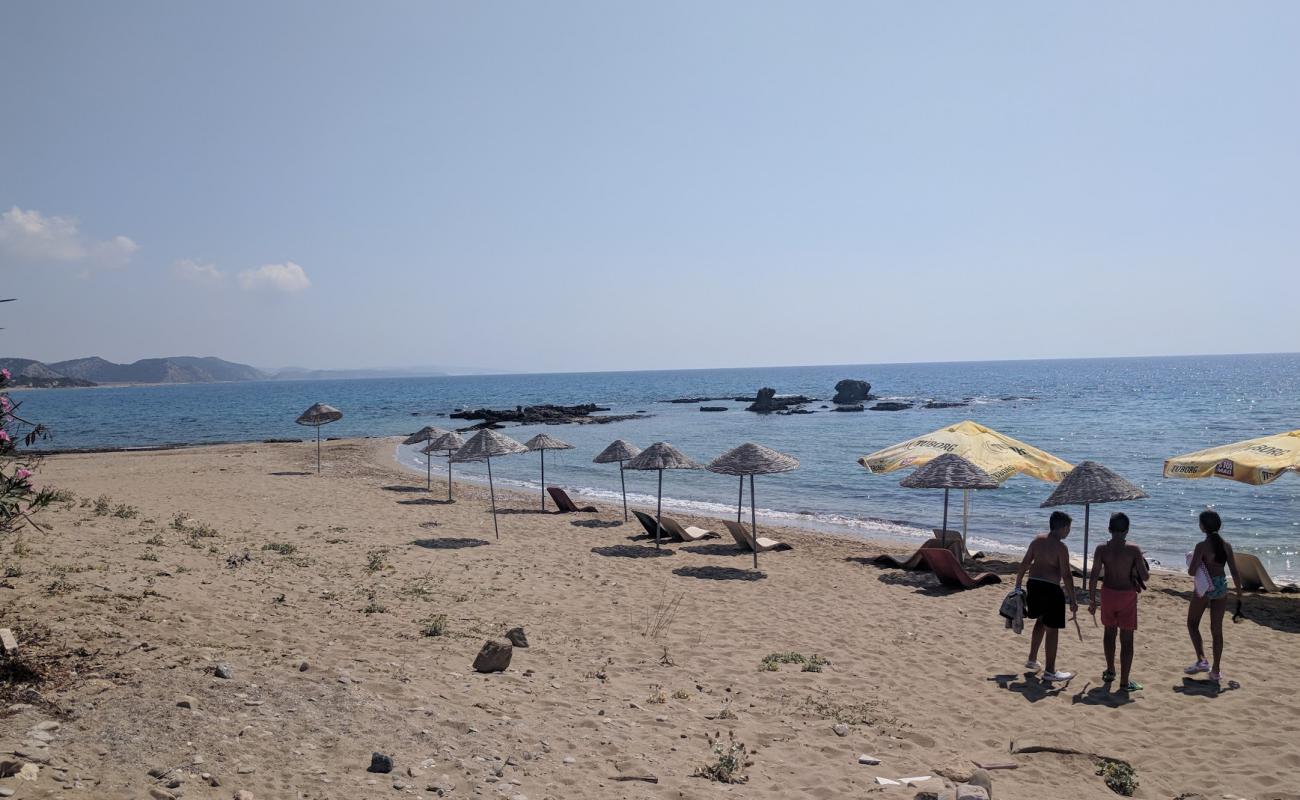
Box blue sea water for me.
[14,354,1300,580]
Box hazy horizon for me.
[4,2,1299,372]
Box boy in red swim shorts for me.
[1088,512,1150,693]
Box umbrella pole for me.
[540,450,546,510]
[447,453,454,502]
[487,456,499,540]
[316,427,322,474]
[1082,503,1090,585]
[750,474,758,571]
[655,470,663,550]
[737,476,744,523]
[426,447,432,491]
[942,488,949,535]
[619,461,628,522]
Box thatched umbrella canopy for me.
[422,431,465,503]
[593,439,642,522]
[899,453,998,553]
[405,426,452,489]
[1041,460,1149,578]
[623,442,701,549]
[451,428,528,540]
[524,433,574,510]
[294,403,343,473]
[708,443,800,569]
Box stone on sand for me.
[368,752,393,774]
[505,627,529,648]
[214,663,234,679]
[473,639,513,673]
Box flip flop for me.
[1120,680,1143,692]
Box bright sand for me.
[4,438,1299,799]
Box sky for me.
[2,2,1298,374]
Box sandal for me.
[1120,680,1143,692]
[1101,669,1116,682]
[1184,659,1209,674]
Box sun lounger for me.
[917,547,1001,590]
[1234,553,1280,592]
[659,516,719,542]
[547,487,597,513]
[631,509,683,542]
[722,520,792,553]
[872,530,965,569]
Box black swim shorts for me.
[1025,579,1066,629]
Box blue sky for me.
[2,2,1298,373]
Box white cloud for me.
[0,206,138,269]
[173,258,226,285]
[237,262,311,294]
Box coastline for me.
[6,436,1297,798]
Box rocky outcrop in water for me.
[745,387,816,413]
[450,404,645,431]
[832,379,872,405]
[868,401,913,411]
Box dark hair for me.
[1199,510,1227,563]
[1049,511,1072,532]
[1108,512,1129,534]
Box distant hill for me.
[1,356,268,387]
[0,358,96,388]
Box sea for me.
[13,353,1300,581]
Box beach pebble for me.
[428,774,455,795]
[176,695,197,709]
[832,723,850,737]
[17,764,39,781]
[858,754,881,765]
[967,768,993,798]
[233,791,255,800]
[214,663,234,679]
[298,661,310,672]
[562,756,576,765]
[472,639,513,673]
[406,766,423,778]
[505,627,529,648]
[148,789,175,800]
[0,787,14,797]
[33,721,59,732]
[368,753,394,774]
[957,785,990,800]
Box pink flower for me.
[16,468,31,481]
[0,430,9,443]
[0,368,9,380]
[0,396,9,412]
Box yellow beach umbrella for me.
[1163,429,1300,485]
[858,420,1073,483]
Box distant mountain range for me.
[0,356,454,388]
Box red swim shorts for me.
[1100,587,1138,631]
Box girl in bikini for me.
[1185,510,1242,685]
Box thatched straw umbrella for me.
[405,426,451,490]
[1041,461,1148,578]
[451,428,528,540]
[422,431,464,503]
[707,443,799,569]
[295,403,343,474]
[593,439,641,522]
[899,454,999,555]
[524,433,574,510]
[622,442,701,549]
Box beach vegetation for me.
[113,503,139,519]
[365,548,388,572]
[262,541,297,555]
[144,533,164,546]
[11,536,30,557]
[363,599,388,614]
[671,688,692,700]
[641,588,684,638]
[92,495,112,515]
[1,366,55,537]
[139,549,159,562]
[1097,759,1138,796]
[646,684,667,704]
[420,614,448,637]
[43,576,74,595]
[4,564,22,578]
[694,731,748,784]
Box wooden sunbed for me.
[722,520,792,553]
[547,487,597,513]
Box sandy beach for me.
[2,437,1298,800]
